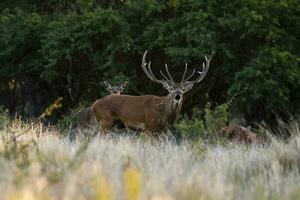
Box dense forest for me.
[0,0,299,125]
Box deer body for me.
[92,94,181,132]
[75,81,127,129]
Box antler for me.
[142,51,175,84]
[142,51,211,85]
[182,56,211,83]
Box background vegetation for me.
[0,0,299,127]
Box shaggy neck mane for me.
[158,94,181,126]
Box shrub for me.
[204,102,229,134]
[175,102,230,141]
[57,107,81,132]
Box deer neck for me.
[161,94,182,126]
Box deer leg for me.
[123,122,129,130]
[99,119,113,135]
[92,108,113,136]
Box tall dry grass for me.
[0,119,300,200]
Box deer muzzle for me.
[173,93,183,109]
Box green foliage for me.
[57,106,82,132]
[204,102,230,133]
[0,9,45,78]
[0,0,299,125]
[176,102,230,140]
[175,113,206,140]
[41,8,131,82]
[229,48,300,118]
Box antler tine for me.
[184,69,196,81]
[141,51,153,80]
[160,70,169,80]
[165,64,174,82]
[147,61,164,83]
[195,56,211,83]
[187,56,211,84]
[181,63,188,82]
[141,51,164,84]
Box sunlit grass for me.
[0,119,300,200]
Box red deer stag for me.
[92,51,211,134]
[75,81,127,129]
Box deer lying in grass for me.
[75,81,127,129]
[92,51,211,134]
[220,124,260,144]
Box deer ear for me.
[121,81,128,88]
[103,81,112,91]
[103,81,108,87]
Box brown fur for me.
[220,124,260,144]
[75,81,127,129]
[75,107,97,129]
[92,93,182,133]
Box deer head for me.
[141,51,211,114]
[103,81,127,95]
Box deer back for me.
[92,94,176,131]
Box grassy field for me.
[1,119,300,200]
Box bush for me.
[176,102,230,141]
[229,48,300,121]
[204,102,229,134]
[57,107,82,132]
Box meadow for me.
[1,117,300,200]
